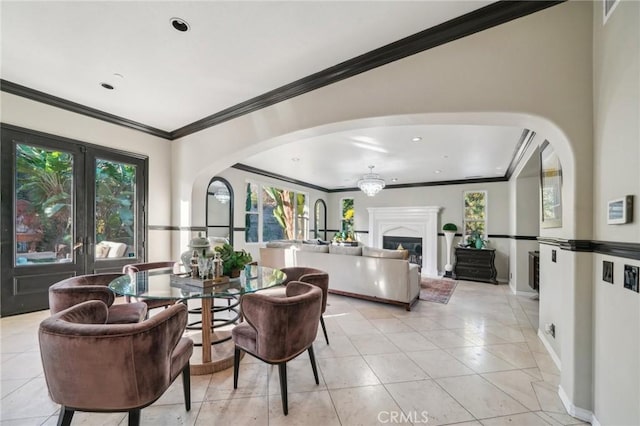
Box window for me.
[341,198,354,233]
[244,181,308,243]
[463,191,487,238]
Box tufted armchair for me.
[49,273,147,324]
[232,281,322,415]
[280,267,330,344]
[39,300,193,426]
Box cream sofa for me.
[260,244,420,310]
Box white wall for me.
[0,92,174,261]
[591,0,640,424]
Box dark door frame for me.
[1,124,148,316]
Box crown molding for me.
[171,1,563,139]
[0,80,172,140]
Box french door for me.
[1,125,147,316]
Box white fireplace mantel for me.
[367,206,442,278]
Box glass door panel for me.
[15,144,74,265]
[94,159,137,260]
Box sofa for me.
[260,242,420,310]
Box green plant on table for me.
[214,243,253,276]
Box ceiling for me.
[1,1,532,189]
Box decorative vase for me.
[443,230,455,275]
[475,238,484,249]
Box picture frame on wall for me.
[623,265,639,293]
[540,141,563,228]
[607,195,633,225]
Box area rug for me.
[419,278,458,304]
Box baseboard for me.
[558,385,594,423]
[537,329,562,370]
[591,414,602,426]
[511,288,538,297]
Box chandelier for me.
[357,165,385,197]
[214,187,231,204]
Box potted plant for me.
[214,243,253,277]
[442,223,457,277]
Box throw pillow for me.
[329,245,363,256]
[299,244,330,253]
[362,246,408,260]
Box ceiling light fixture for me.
[214,187,231,204]
[412,137,422,142]
[291,157,300,162]
[435,170,441,174]
[357,165,385,197]
[391,178,398,182]
[100,82,114,90]
[171,17,190,32]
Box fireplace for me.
[367,206,441,277]
[383,236,422,267]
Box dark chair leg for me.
[320,316,329,345]
[233,346,241,389]
[182,362,191,411]
[57,406,74,426]
[128,408,141,426]
[278,363,288,416]
[308,345,320,385]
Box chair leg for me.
[233,346,241,389]
[308,345,319,385]
[320,315,329,345]
[56,406,74,426]
[182,362,191,411]
[128,409,141,426]
[278,363,288,416]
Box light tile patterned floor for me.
[0,281,589,425]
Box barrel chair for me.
[280,267,330,344]
[49,273,147,324]
[39,300,193,426]
[232,281,322,415]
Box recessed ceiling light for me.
[291,157,300,162]
[171,17,190,32]
[434,170,441,174]
[391,178,398,182]
[442,155,449,159]
[496,166,503,170]
[100,82,114,90]
[113,73,124,79]
[411,137,422,142]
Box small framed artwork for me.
[623,265,639,293]
[607,195,633,225]
[540,141,563,228]
[602,261,614,284]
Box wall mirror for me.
[540,141,563,229]
[206,177,234,246]
[314,199,327,240]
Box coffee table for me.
[109,264,286,374]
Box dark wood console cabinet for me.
[453,247,498,284]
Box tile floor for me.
[0,281,589,425]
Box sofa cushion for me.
[266,240,298,249]
[299,244,330,253]
[329,245,362,256]
[362,246,408,260]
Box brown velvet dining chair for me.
[232,281,322,415]
[49,273,147,324]
[280,267,330,344]
[122,261,179,310]
[39,299,193,426]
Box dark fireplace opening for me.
[382,236,422,267]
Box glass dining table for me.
[109,264,287,375]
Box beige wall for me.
[591,0,640,424]
[0,92,174,261]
